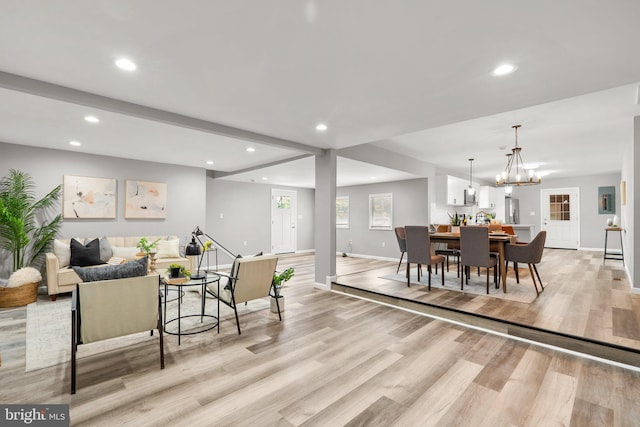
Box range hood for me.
[464,189,476,206]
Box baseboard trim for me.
[337,252,399,263]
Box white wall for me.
[205,177,315,265]
[511,172,622,250]
[0,142,206,277]
[337,178,429,259]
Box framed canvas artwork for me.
[63,175,117,219]
[125,180,167,219]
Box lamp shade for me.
[185,237,201,256]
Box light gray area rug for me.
[380,271,539,304]
[25,290,269,372]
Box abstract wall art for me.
[63,175,117,219]
[125,180,167,219]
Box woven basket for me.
[0,281,39,308]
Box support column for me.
[314,149,336,288]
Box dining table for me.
[430,231,517,293]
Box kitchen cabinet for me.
[478,186,505,212]
[436,175,474,206]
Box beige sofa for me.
[46,235,194,300]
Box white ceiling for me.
[0,1,639,185]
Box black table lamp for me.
[185,235,205,280]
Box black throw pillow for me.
[70,238,103,267]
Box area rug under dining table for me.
[379,270,540,304]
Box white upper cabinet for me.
[436,175,472,206]
[478,186,495,209]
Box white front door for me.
[540,188,580,249]
[271,189,297,254]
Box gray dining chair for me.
[459,226,498,294]
[504,231,547,296]
[394,227,406,274]
[405,225,445,290]
[434,224,460,277]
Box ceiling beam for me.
[208,154,314,179]
[0,71,324,156]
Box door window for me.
[549,194,571,221]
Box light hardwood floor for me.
[336,249,640,353]
[1,253,639,426]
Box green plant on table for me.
[137,237,160,255]
[272,267,295,297]
[166,263,191,278]
[448,211,461,226]
[0,169,62,273]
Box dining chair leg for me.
[528,263,540,296]
[514,262,520,283]
[532,264,544,291]
[407,262,411,287]
[446,255,450,272]
[460,265,464,290]
[494,264,498,289]
[486,268,490,294]
[417,264,421,282]
[396,251,405,274]
[441,261,445,287]
[427,265,431,290]
[435,263,438,275]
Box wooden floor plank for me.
[1,253,640,426]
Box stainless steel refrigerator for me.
[505,197,519,224]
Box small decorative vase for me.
[170,267,181,278]
[451,226,461,234]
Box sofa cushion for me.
[72,257,148,282]
[111,246,138,260]
[70,238,103,267]
[156,238,180,258]
[84,237,113,263]
[53,239,71,267]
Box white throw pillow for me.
[53,239,71,267]
[111,246,139,260]
[155,238,180,258]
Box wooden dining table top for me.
[430,231,516,242]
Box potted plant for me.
[448,211,461,233]
[137,237,160,256]
[0,169,62,277]
[271,267,294,313]
[167,263,190,279]
[137,237,160,272]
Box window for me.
[549,194,570,221]
[336,196,349,229]
[276,195,291,209]
[369,193,393,230]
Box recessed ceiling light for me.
[206,160,214,165]
[115,58,137,71]
[69,141,82,147]
[316,123,328,131]
[370,176,377,180]
[84,115,99,123]
[262,177,268,180]
[493,63,516,76]
[246,147,256,153]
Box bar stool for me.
[604,227,624,265]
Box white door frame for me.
[540,187,580,249]
[271,189,297,254]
